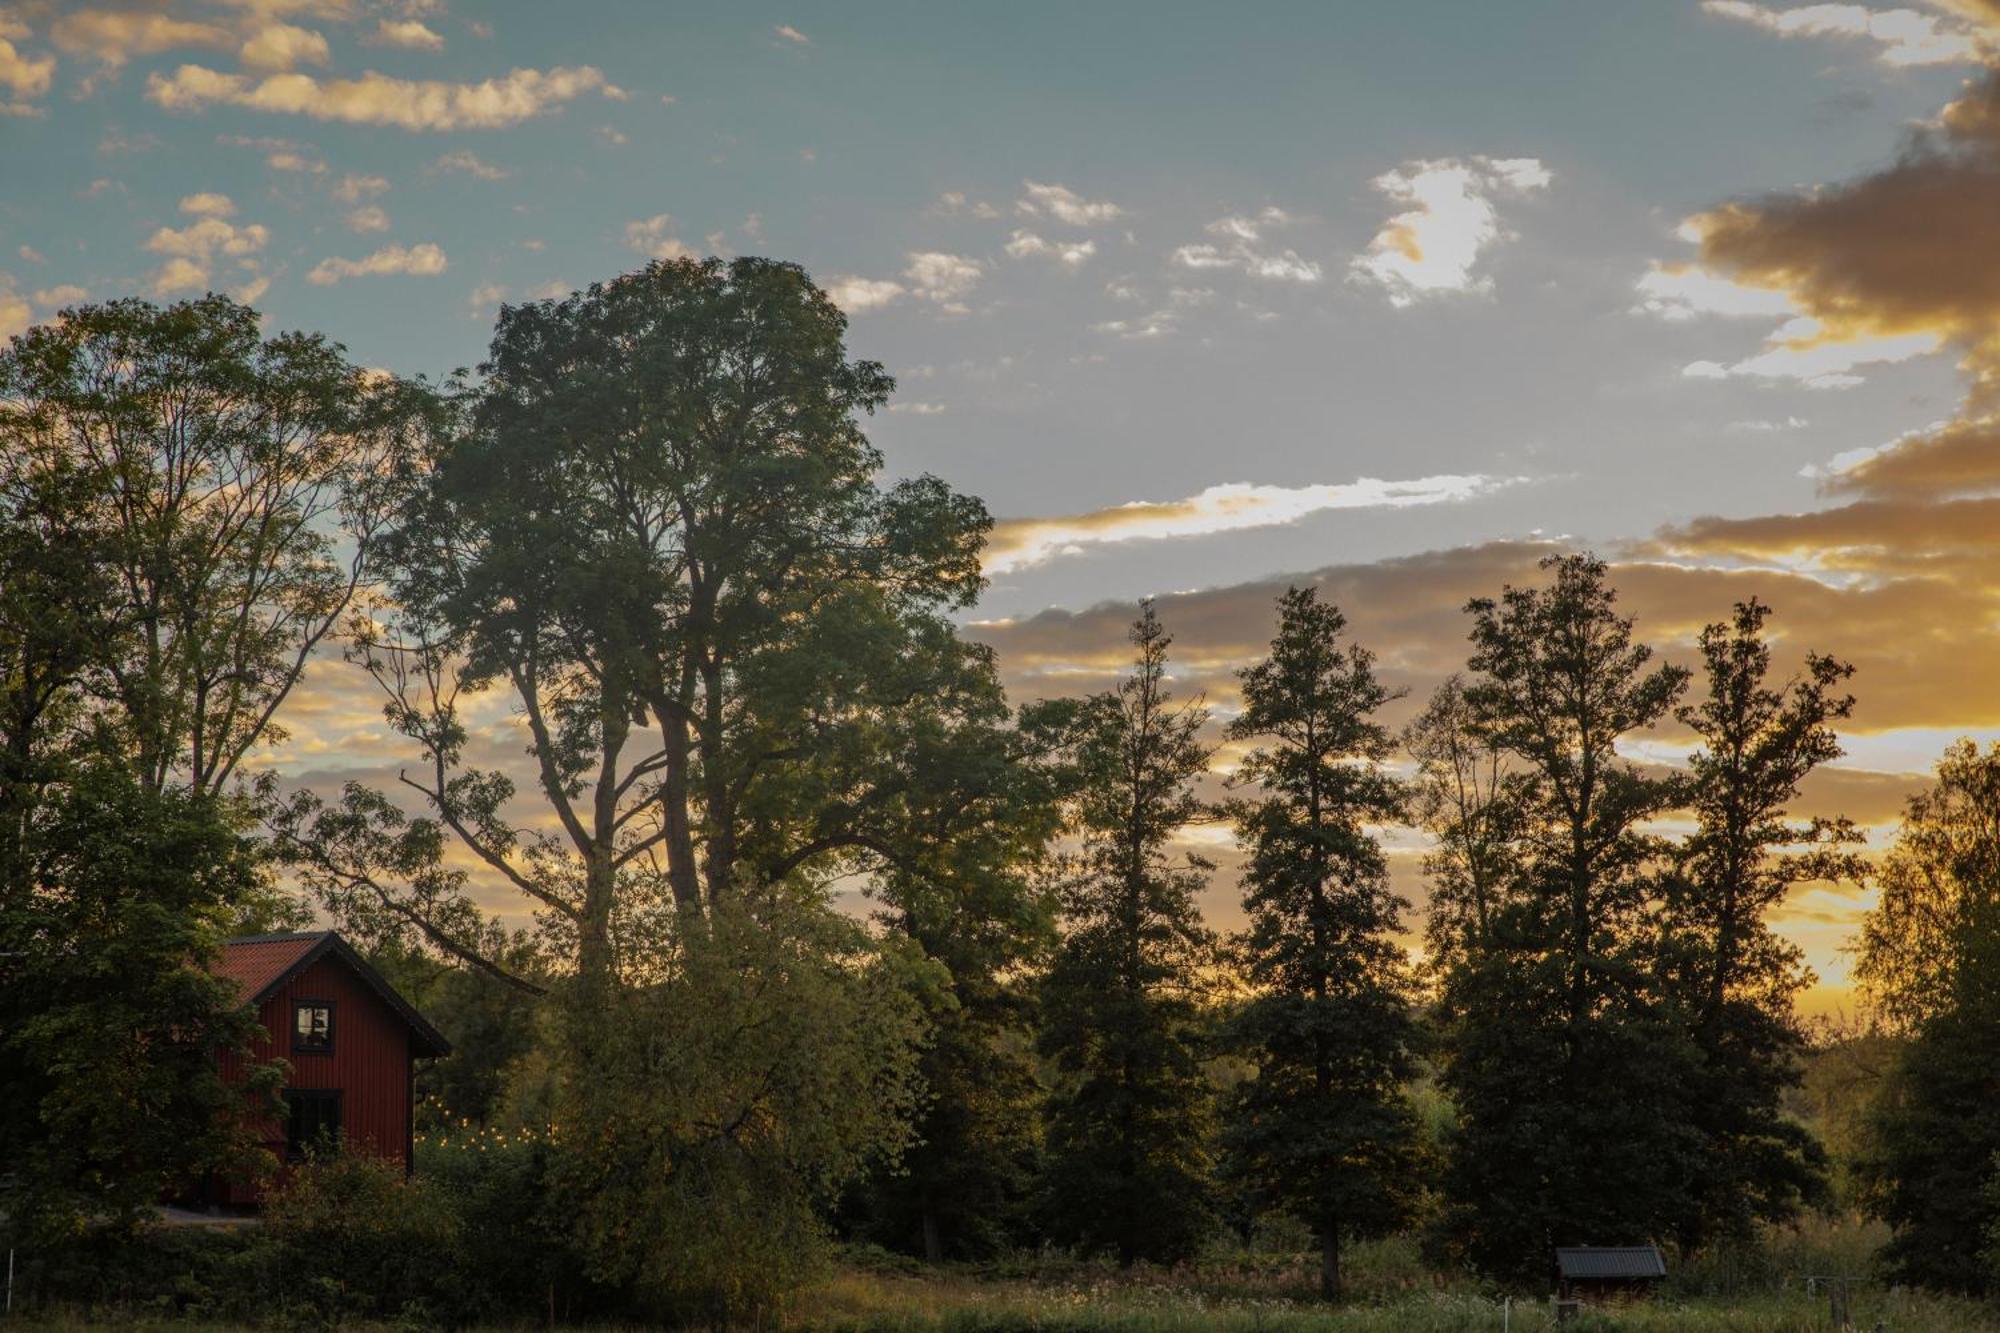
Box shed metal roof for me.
[1555,1246,1667,1280]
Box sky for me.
[8,0,2000,1012]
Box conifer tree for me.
[1855,740,2000,1294]
[1220,587,1420,1299]
[1437,554,1692,1278]
[1662,599,1855,1248]
[1039,602,1219,1265]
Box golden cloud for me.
[984,476,1515,574]
[0,15,54,112]
[49,9,234,70]
[306,241,446,285]
[147,62,624,131]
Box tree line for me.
[2,262,1996,1321]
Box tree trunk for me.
[1320,1220,1341,1300]
[921,1209,943,1264]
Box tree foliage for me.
[271,258,1001,994]
[1220,587,1420,1298]
[1039,603,1220,1265]
[0,764,281,1240]
[552,891,932,1323]
[1405,674,1519,976]
[1856,741,2000,1294]
[0,294,414,798]
[1658,599,1853,1246]
[1435,554,1694,1278]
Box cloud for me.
[367,19,444,51]
[930,191,999,219]
[0,275,30,339]
[821,254,984,316]
[1005,230,1096,266]
[1818,417,2000,498]
[145,201,270,296]
[1701,1,1982,66]
[888,400,947,415]
[147,63,624,131]
[0,17,53,113]
[1352,156,1551,306]
[1679,133,2000,396]
[1172,208,1321,283]
[824,275,906,313]
[1632,263,1798,320]
[50,10,232,72]
[331,172,388,203]
[623,213,694,261]
[224,134,326,174]
[31,283,87,309]
[345,204,389,232]
[179,191,236,217]
[239,22,329,72]
[1092,285,1213,340]
[903,251,983,308]
[1727,415,1812,432]
[467,281,507,318]
[431,149,510,180]
[984,475,1518,574]
[773,24,810,44]
[1681,315,1939,387]
[1016,180,1123,226]
[306,242,447,285]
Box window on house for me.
[292,1000,334,1053]
[284,1089,342,1161]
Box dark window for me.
[292,1000,334,1053]
[285,1089,342,1161]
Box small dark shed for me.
[1554,1245,1667,1301]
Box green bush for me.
[417,1120,606,1321]
[256,1151,468,1326]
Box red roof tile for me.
[209,931,451,1057]
[213,932,328,1002]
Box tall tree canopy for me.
[1405,674,1519,975]
[1219,587,1419,1299]
[1659,600,1852,1247]
[0,294,413,799]
[1855,741,2000,1294]
[0,765,281,1239]
[1039,602,1220,1265]
[271,258,1009,991]
[0,296,411,1233]
[1436,553,1693,1279]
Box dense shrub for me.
[255,1152,467,1326]
[417,1121,607,1321]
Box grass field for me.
[793,1229,1996,1332]
[12,1219,1996,1331]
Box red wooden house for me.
[208,931,451,1204]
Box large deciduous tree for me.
[1855,740,2000,1294]
[0,764,281,1240]
[0,296,412,1238]
[1436,553,1693,1279]
[1220,587,1419,1299]
[1659,599,1853,1248]
[266,258,1050,1308]
[1039,602,1219,1266]
[271,258,1005,993]
[0,294,413,799]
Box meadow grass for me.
[12,1218,1996,1331]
